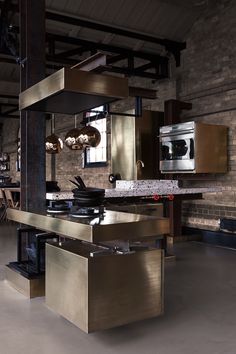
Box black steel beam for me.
[133,62,156,74]
[94,65,168,80]
[0,54,62,71]
[47,33,168,64]
[0,102,18,107]
[107,54,126,65]
[0,114,19,118]
[46,54,77,66]
[0,93,18,99]
[2,106,18,114]
[45,11,186,65]
[55,46,87,59]
[0,5,184,66]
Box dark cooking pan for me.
[75,197,104,207]
[72,187,105,198]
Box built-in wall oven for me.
[159,121,228,174]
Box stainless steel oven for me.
[159,121,228,173]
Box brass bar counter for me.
[6,208,169,242]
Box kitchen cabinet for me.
[159,121,228,173]
[111,110,164,180]
[46,240,164,333]
[7,208,168,332]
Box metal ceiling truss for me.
[46,11,185,67]
[0,1,186,80]
[47,33,169,80]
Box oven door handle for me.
[158,129,194,138]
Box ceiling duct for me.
[19,68,129,115]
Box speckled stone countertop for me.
[46,180,222,200]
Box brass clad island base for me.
[5,266,45,298]
[6,208,168,329]
[46,242,164,333]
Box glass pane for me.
[84,116,107,165]
[161,139,192,161]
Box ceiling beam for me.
[0,4,185,66]
[0,114,19,118]
[94,65,167,80]
[54,46,88,59]
[0,54,63,70]
[134,62,156,74]
[2,106,18,115]
[107,54,126,65]
[47,33,168,64]
[0,102,18,107]
[0,93,18,99]
[45,10,185,65]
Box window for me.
[83,106,107,168]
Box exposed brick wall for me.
[179,0,236,229]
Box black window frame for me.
[83,108,108,168]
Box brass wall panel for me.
[7,209,170,243]
[195,123,228,173]
[46,242,164,333]
[111,110,136,180]
[135,110,163,179]
[111,110,163,180]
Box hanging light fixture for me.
[45,114,63,154]
[77,113,101,148]
[65,115,83,150]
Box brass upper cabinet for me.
[159,121,228,174]
[111,110,164,180]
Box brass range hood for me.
[19,68,129,115]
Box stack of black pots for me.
[70,176,105,207]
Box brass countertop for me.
[7,208,169,243]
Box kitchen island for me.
[46,179,221,239]
[6,208,169,332]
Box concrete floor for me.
[1,223,236,354]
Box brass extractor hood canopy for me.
[19,68,129,115]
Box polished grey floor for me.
[1,222,236,354]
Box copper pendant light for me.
[78,125,101,147]
[65,115,83,150]
[46,114,63,154]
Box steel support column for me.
[20,0,46,212]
